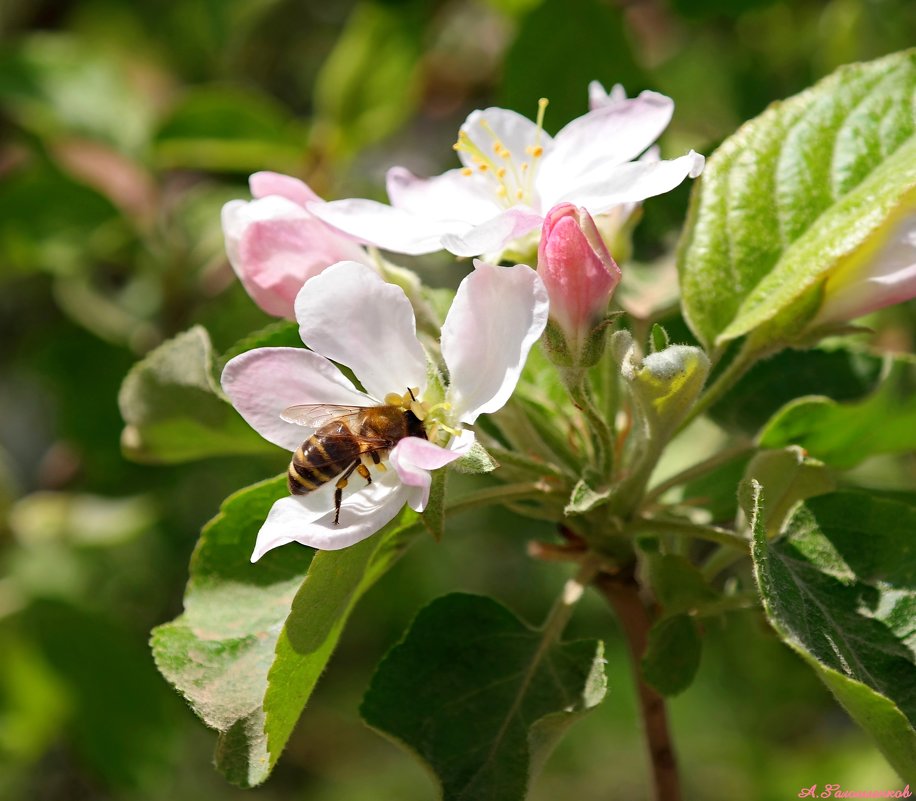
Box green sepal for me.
[450,440,498,475]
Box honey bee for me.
[281,390,427,524]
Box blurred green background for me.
[1,0,914,799]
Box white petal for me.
[250,476,407,559]
[457,107,553,172]
[537,92,675,205]
[221,347,372,451]
[386,166,498,225]
[308,198,466,255]
[588,81,628,110]
[440,208,543,258]
[441,261,549,424]
[295,261,428,400]
[557,150,705,214]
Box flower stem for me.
[642,440,755,505]
[564,368,615,477]
[595,569,681,801]
[629,517,750,551]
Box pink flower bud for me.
[537,203,622,353]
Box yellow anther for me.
[493,141,504,154]
[461,167,473,177]
[500,149,511,159]
[516,189,524,200]
[521,162,529,171]
[496,167,506,178]
[478,164,489,172]
[384,392,404,406]
[496,185,507,196]
[452,142,461,151]
[410,401,427,420]
[525,145,544,158]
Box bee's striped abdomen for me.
[287,427,360,496]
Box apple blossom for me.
[810,212,916,327]
[221,171,372,320]
[538,203,621,363]
[308,85,705,259]
[221,260,548,559]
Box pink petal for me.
[386,166,498,226]
[537,92,675,205]
[308,198,466,255]
[815,214,916,324]
[221,347,372,451]
[251,477,407,560]
[558,151,705,214]
[389,434,473,512]
[249,171,320,207]
[295,261,428,400]
[440,208,543,258]
[222,195,367,319]
[441,261,549,424]
[457,107,554,173]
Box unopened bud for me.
[537,203,621,365]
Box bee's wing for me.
[280,404,368,428]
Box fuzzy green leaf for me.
[361,593,607,801]
[750,486,916,781]
[679,50,916,348]
[152,475,425,787]
[119,326,275,463]
[641,614,702,697]
[150,476,311,787]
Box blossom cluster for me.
[219,82,697,561]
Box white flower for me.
[308,85,704,259]
[221,260,548,559]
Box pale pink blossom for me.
[309,86,704,259]
[221,172,372,319]
[812,214,916,326]
[537,203,621,353]
[221,260,548,559]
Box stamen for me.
[496,167,506,178]
[384,392,404,406]
[515,189,524,200]
[461,167,473,177]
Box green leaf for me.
[759,355,916,469]
[649,323,670,354]
[643,553,718,615]
[154,88,307,173]
[641,614,702,697]
[118,326,275,463]
[750,486,916,780]
[151,476,311,786]
[565,471,611,515]
[361,593,607,801]
[261,508,423,780]
[709,343,884,434]
[312,2,423,159]
[0,34,154,154]
[500,0,643,131]
[153,471,426,787]
[217,320,302,371]
[678,50,916,348]
[741,446,835,535]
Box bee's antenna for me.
[407,387,418,402]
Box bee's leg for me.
[369,450,386,472]
[356,463,372,486]
[334,461,361,525]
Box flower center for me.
[453,98,549,210]
[384,389,461,446]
